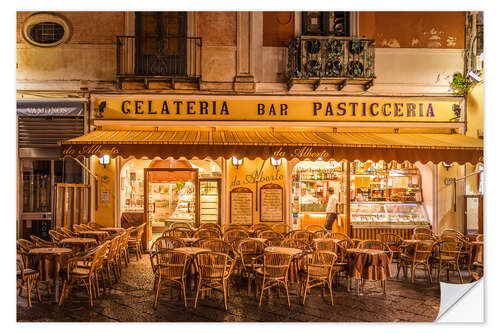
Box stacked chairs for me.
[253,252,293,308]
[194,251,235,310]
[397,240,434,284]
[300,250,337,306]
[237,239,266,295]
[152,250,189,309]
[118,227,134,268]
[128,223,146,261]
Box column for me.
[233,11,255,91]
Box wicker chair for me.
[300,250,337,306]
[305,225,326,233]
[17,253,41,307]
[73,224,86,232]
[413,226,434,237]
[199,223,222,233]
[49,229,66,243]
[199,239,233,255]
[58,227,76,238]
[152,250,189,308]
[271,224,288,234]
[223,229,249,248]
[222,225,249,234]
[59,243,107,307]
[93,240,110,296]
[280,238,310,251]
[397,240,434,284]
[169,222,194,230]
[17,239,36,252]
[288,230,313,244]
[431,240,464,283]
[257,230,282,240]
[266,238,284,246]
[237,239,266,295]
[476,234,484,242]
[103,236,121,284]
[313,239,337,252]
[249,223,273,233]
[358,240,394,264]
[194,252,235,310]
[163,228,192,238]
[253,252,293,307]
[412,232,434,240]
[312,230,331,239]
[151,236,185,252]
[377,233,403,263]
[194,228,221,240]
[128,223,146,261]
[30,235,55,247]
[326,232,350,241]
[118,228,134,267]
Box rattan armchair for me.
[194,251,236,310]
[397,240,434,284]
[253,252,293,307]
[305,225,327,233]
[17,239,36,252]
[169,222,194,230]
[377,233,403,262]
[358,240,394,264]
[412,232,434,240]
[152,250,189,308]
[237,238,266,295]
[30,235,55,247]
[476,234,484,242]
[163,228,192,238]
[313,239,337,252]
[17,253,41,307]
[59,243,107,307]
[300,250,337,306]
[103,236,121,284]
[431,240,464,283]
[199,223,222,233]
[249,223,273,234]
[58,227,76,238]
[199,238,233,255]
[288,230,313,243]
[326,232,350,241]
[280,238,310,251]
[223,229,249,248]
[257,230,282,240]
[49,229,66,243]
[150,237,186,276]
[413,226,434,238]
[312,230,331,239]
[271,224,288,234]
[128,223,146,261]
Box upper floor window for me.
[302,12,350,37]
[22,13,71,47]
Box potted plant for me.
[449,72,473,96]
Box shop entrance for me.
[144,168,199,247]
[464,194,483,235]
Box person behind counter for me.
[325,187,338,231]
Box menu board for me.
[260,183,283,222]
[230,187,253,225]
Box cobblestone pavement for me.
[18,255,472,322]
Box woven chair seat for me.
[17,268,39,276]
[432,255,456,261]
[70,266,91,276]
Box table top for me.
[248,237,267,243]
[58,237,97,245]
[472,241,484,246]
[29,247,73,255]
[264,246,302,256]
[180,237,199,243]
[346,248,386,255]
[78,230,109,235]
[313,238,341,243]
[100,227,125,232]
[173,247,208,255]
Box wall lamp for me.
[232,156,243,169]
[442,162,453,171]
[99,154,110,168]
[271,157,282,169]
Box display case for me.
[350,202,429,226]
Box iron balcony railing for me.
[116,35,202,80]
[287,36,375,81]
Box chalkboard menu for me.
[260,183,283,222]
[230,187,253,225]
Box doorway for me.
[464,194,483,235]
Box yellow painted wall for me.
[437,162,464,234]
[93,156,116,227]
[466,78,484,139]
[226,158,286,227]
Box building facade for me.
[16,11,484,245]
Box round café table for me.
[173,247,210,289]
[77,230,110,243]
[99,227,125,235]
[28,247,73,302]
[345,248,391,295]
[264,246,304,283]
[58,237,97,255]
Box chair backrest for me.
[223,229,249,245]
[437,240,462,259]
[262,252,293,279]
[413,226,433,236]
[305,224,326,232]
[49,229,66,242]
[58,227,75,237]
[156,250,188,279]
[257,230,282,240]
[106,236,120,259]
[30,235,54,247]
[199,223,222,232]
[151,236,185,252]
[412,232,433,240]
[271,224,288,234]
[280,238,309,250]
[17,239,35,252]
[377,233,403,248]
[194,228,221,239]
[199,239,233,255]
[17,255,27,279]
[413,240,434,262]
[237,239,266,268]
[313,239,337,252]
[95,240,110,268]
[358,240,394,263]
[195,251,234,279]
[337,238,354,249]
[88,244,108,275]
[440,228,464,239]
[249,224,273,233]
[476,234,484,242]
[312,230,331,239]
[326,232,350,241]
[120,227,134,248]
[304,250,337,278]
[288,230,312,243]
[169,222,193,230]
[164,228,192,238]
[222,224,249,233]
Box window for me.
[302,12,350,37]
[22,13,71,47]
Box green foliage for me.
[450,72,473,96]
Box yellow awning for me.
[60,128,483,164]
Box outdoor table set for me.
[345,248,392,295]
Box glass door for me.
[199,179,221,225]
[144,168,199,247]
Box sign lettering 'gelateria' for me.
[94,96,458,122]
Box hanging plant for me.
[449,72,473,96]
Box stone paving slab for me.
[17,255,467,322]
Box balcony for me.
[287,36,376,91]
[116,36,202,89]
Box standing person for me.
[325,188,338,231]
